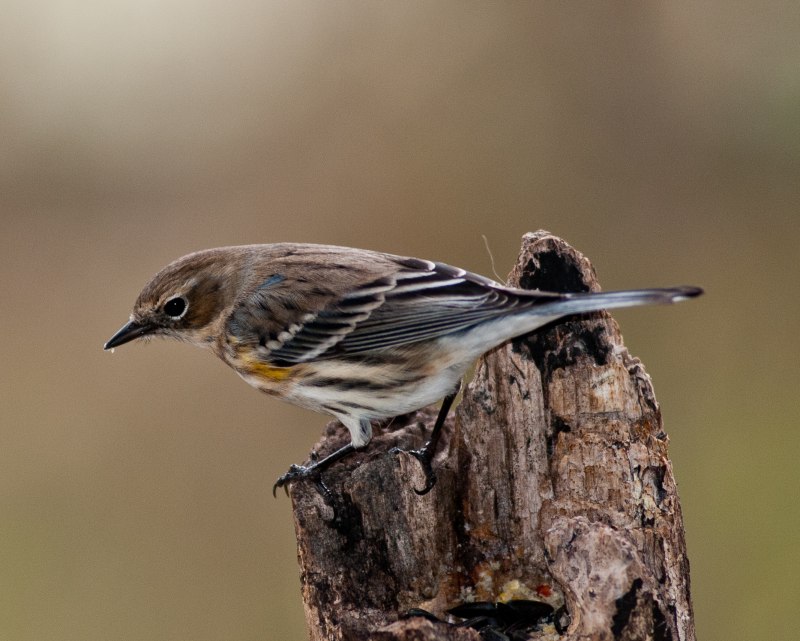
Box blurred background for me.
[1,2,797,640]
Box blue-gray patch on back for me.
[258,274,285,290]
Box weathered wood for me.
[288,231,694,641]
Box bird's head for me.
[104,248,245,351]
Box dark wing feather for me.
[259,277,394,363]
[266,261,560,364]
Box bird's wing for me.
[263,260,561,365]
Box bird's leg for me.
[272,443,357,498]
[392,380,462,495]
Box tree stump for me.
[287,231,695,641]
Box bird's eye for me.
[163,297,187,318]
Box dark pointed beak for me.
[104,320,153,350]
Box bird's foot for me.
[272,464,334,504]
[391,442,437,495]
[272,463,311,496]
[273,443,357,502]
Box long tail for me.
[530,285,703,317]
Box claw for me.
[272,443,357,499]
[272,463,316,498]
[389,381,460,495]
[392,444,438,495]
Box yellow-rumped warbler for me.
[105,243,701,495]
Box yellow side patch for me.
[244,360,294,381]
[236,349,294,381]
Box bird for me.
[104,243,702,496]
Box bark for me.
[287,231,695,641]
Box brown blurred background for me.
[1,3,797,640]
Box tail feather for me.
[529,285,703,317]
